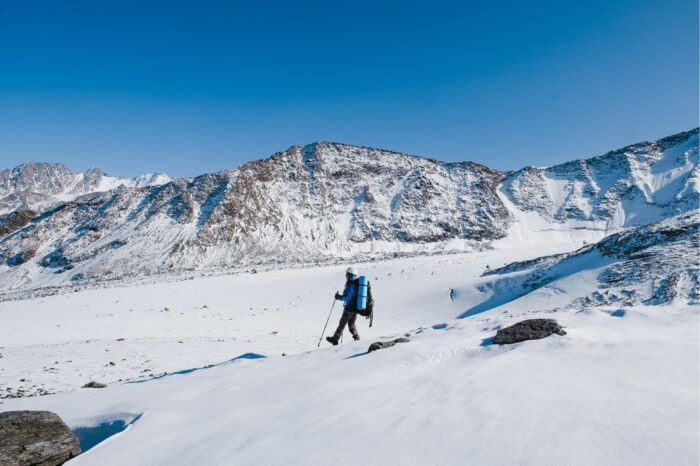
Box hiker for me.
[326,267,362,345]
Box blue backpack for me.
[354,276,374,326]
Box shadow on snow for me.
[457,251,614,319]
[127,352,266,384]
[72,414,142,453]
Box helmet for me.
[346,266,358,276]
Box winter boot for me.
[353,335,360,341]
[326,335,339,346]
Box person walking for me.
[326,267,361,345]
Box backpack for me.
[354,276,374,326]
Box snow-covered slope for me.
[458,212,699,317]
[0,129,697,294]
[0,161,170,215]
[0,239,577,397]
[1,238,696,465]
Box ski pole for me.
[317,298,337,348]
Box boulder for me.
[81,381,106,388]
[0,410,81,466]
[493,319,566,345]
[368,337,410,353]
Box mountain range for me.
[0,128,697,295]
[0,162,170,215]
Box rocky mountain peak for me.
[0,162,171,215]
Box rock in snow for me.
[368,337,410,352]
[493,319,567,345]
[0,410,81,466]
[81,381,107,388]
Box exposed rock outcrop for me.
[0,410,81,466]
[368,337,410,352]
[81,381,107,388]
[493,319,566,345]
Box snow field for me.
[0,234,697,465]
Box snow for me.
[0,131,698,464]
[0,234,697,465]
[494,180,610,247]
[0,242,576,395]
[647,135,698,195]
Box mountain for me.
[502,128,698,227]
[0,161,171,215]
[0,129,697,294]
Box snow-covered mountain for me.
[0,161,171,215]
[502,128,698,227]
[0,129,697,293]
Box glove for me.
[334,292,341,300]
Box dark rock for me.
[6,249,37,267]
[368,337,410,353]
[81,381,106,388]
[0,410,81,466]
[39,249,71,269]
[493,319,566,345]
[0,210,38,237]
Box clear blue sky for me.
[0,0,697,177]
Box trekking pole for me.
[317,298,337,348]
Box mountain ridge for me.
[5,127,698,203]
[0,160,171,215]
[0,128,697,294]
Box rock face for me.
[493,319,566,345]
[0,129,697,294]
[0,410,81,466]
[368,337,410,352]
[0,210,38,237]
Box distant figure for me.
[326,267,361,345]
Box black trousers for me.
[333,311,359,339]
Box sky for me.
[0,0,698,178]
